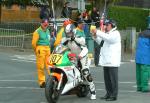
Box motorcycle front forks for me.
[57,73,63,90]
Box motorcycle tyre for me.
[45,76,62,103]
[76,84,89,97]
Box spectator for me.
[61,2,72,18]
[90,7,100,28]
[90,7,100,66]
[84,14,92,26]
[82,9,89,20]
[135,27,150,92]
[90,19,121,101]
[82,9,92,26]
[32,19,51,88]
[74,12,82,27]
[49,26,56,52]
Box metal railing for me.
[0,28,26,48]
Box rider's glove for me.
[77,55,82,60]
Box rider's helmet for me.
[64,24,75,38]
[63,19,71,27]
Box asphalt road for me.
[0,49,150,103]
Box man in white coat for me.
[90,19,121,101]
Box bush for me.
[107,6,149,31]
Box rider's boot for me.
[89,82,96,100]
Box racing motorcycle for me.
[45,44,90,103]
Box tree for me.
[32,0,65,18]
[93,0,122,16]
[47,0,65,18]
[0,0,123,18]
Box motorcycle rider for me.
[54,19,72,47]
[61,19,96,100]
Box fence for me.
[0,28,25,48]
[0,22,39,49]
[0,19,68,49]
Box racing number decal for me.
[49,54,62,64]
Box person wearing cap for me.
[32,19,51,88]
[90,19,121,101]
[75,19,85,37]
[61,19,97,100]
[53,19,72,47]
[135,27,150,92]
[91,7,101,66]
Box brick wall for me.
[1,5,41,22]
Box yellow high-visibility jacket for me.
[54,27,65,47]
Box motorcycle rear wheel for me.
[45,76,62,103]
[76,84,89,97]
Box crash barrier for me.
[0,28,32,49]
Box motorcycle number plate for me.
[49,54,63,64]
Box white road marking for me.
[11,54,36,63]
[0,86,41,90]
[94,81,136,84]
[133,83,150,88]
[96,89,136,93]
[11,55,35,60]
[0,80,36,82]
[11,59,36,63]
[130,60,135,62]
[0,72,35,79]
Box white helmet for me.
[65,24,74,33]
[65,24,75,37]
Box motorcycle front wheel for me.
[45,76,62,103]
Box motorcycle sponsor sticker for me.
[64,67,73,71]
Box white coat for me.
[93,27,121,67]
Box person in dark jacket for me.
[90,7,100,66]
[135,27,150,92]
[90,7,100,28]
[61,2,72,18]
